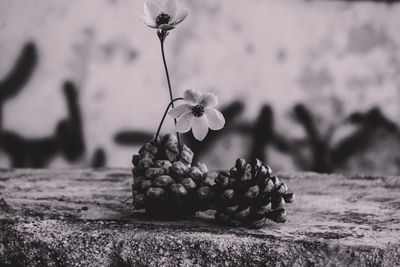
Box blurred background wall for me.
[0,0,400,175]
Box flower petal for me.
[164,0,178,18]
[192,117,209,141]
[183,89,201,104]
[205,107,225,130]
[139,15,157,28]
[159,24,175,30]
[168,104,192,119]
[199,92,218,107]
[176,111,193,133]
[170,8,189,26]
[144,1,161,21]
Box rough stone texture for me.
[1,0,400,172]
[0,169,399,266]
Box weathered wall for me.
[0,0,400,174]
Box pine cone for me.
[212,159,295,228]
[131,134,209,218]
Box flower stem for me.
[154,97,183,142]
[159,31,181,150]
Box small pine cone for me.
[131,135,208,218]
[212,158,295,228]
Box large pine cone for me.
[131,134,210,218]
[213,159,295,228]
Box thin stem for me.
[154,98,183,142]
[159,31,181,149]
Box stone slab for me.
[0,169,399,266]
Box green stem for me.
[154,97,184,143]
[159,30,181,150]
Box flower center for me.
[156,13,171,26]
[192,105,205,117]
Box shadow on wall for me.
[0,42,104,168]
[117,102,400,174]
[1,42,400,173]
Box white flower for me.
[140,0,189,31]
[168,89,225,141]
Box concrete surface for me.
[0,169,399,266]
